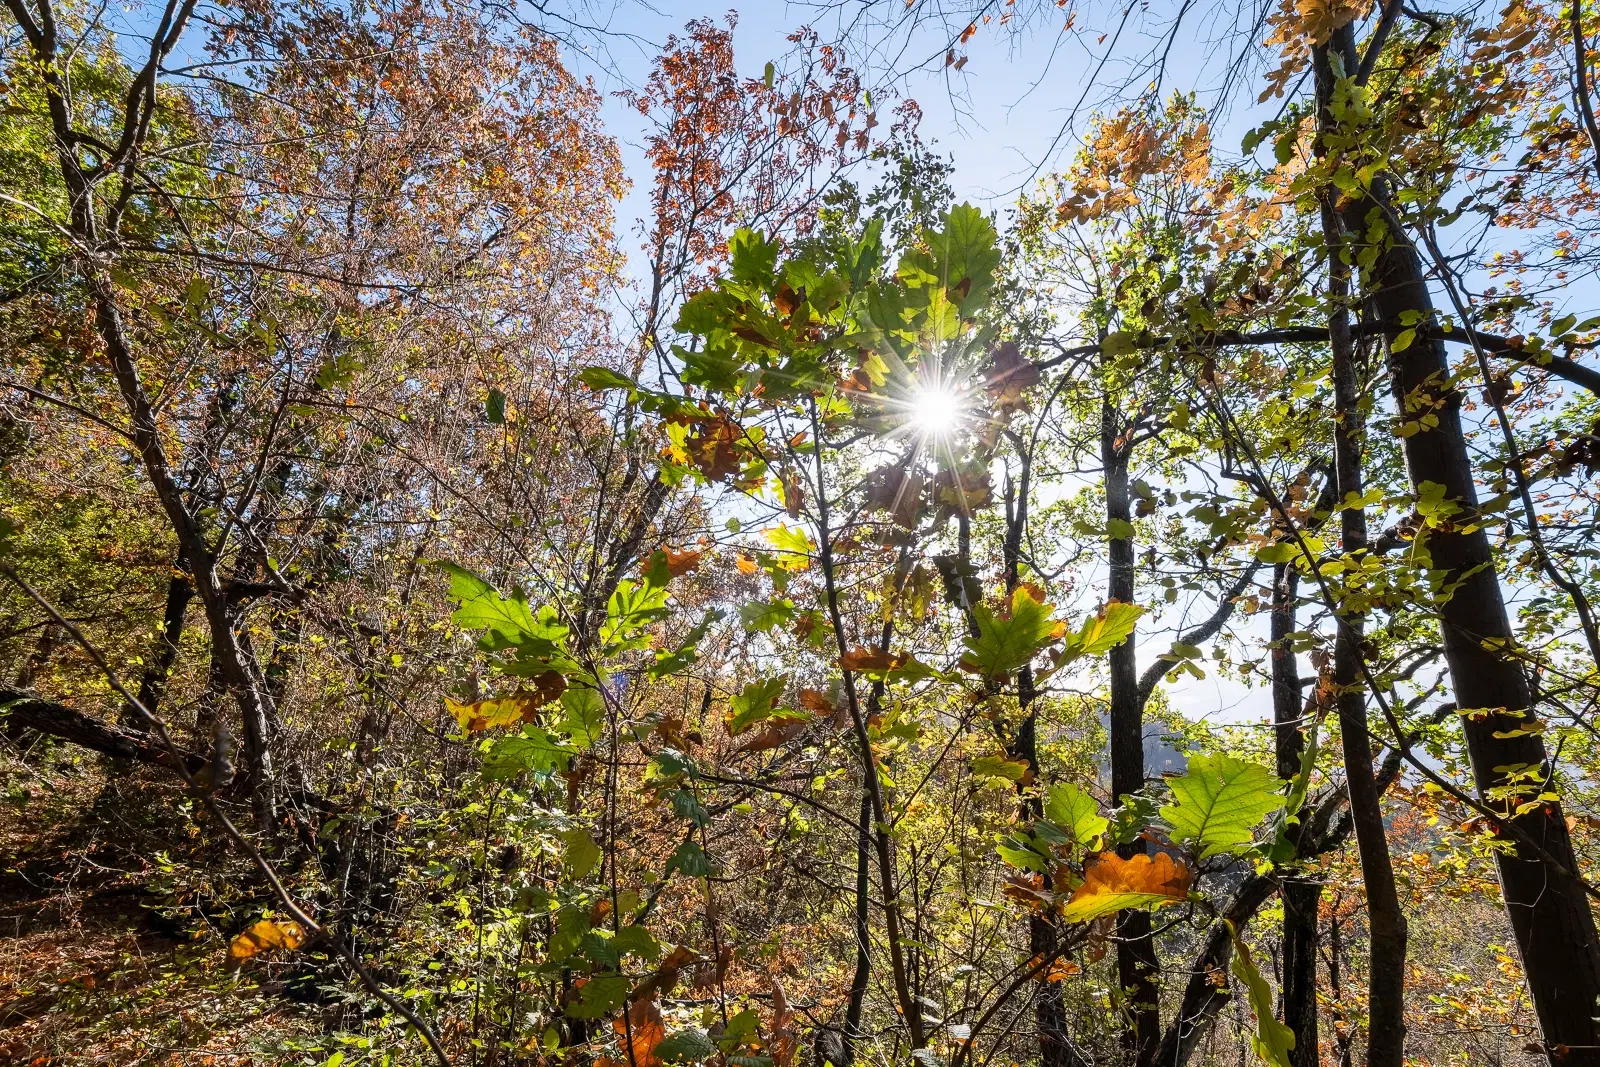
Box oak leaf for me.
[1061,851,1191,923]
[615,996,667,1067]
[447,674,566,732]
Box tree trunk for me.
[124,553,192,726]
[1328,42,1600,1063]
[1271,561,1322,1067]
[1317,32,1407,1067]
[1101,398,1160,1064]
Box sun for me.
[910,386,962,437]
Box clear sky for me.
[565,1,1262,253]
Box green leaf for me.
[1043,783,1108,849]
[667,838,713,878]
[971,753,1030,782]
[1390,328,1416,353]
[651,608,724,679]
[995,834,1048,873]
[556,686,605,748]
[1106,518,1136,540]
[567,974,630,1020]
[671,788,711,827]
[729,229,781,287]
[1161,754,1286,859]
[960,585,1067,678]
[728,677,788,735]
[438,562,539,640]
[550,905,589,962]
[611,924,662,962]
[1230,922,1296,1067]
[717,1009,761,1050]
[481,726,575,780]
[563,827,602,880]
[658,1029,718,1064]
[579,366,636,392]
[486,387,507,424]
[602,578,669,650]
[1063,601,1143,658]
[1102,331,1139,358]
[739,598,795,633]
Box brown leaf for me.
[614,996,666,1067]
[797,689,834,716]
[633,945,697,1003]
[665,548,704,577]
[838,647,907,672]
[984,341,1041,413]
[736,718,807,753]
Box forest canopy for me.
[5,1,1600,1066]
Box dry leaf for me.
[614,996,666,1067]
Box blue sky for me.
[565,1,1258,250]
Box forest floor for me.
[0,749,318,1066]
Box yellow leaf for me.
[447,675,565,732]
[228,918,305,965]
[1061,851,1191,923]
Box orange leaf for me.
[1061,851,1191,923]
[228,918,305,965]
[838,647,907,672]
[614,996,666,1067]
[665,548,703,577]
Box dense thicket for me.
[5,2,1600,1066]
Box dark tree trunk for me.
[1326,29,1600,1059]
[1101,398,1160,1064]
[125,553,192,726]
[1317,31,1407,1067]
[1271,561,1321,1067]
[1002,464,1079,1067]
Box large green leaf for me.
[1161,754,1285,859]
[567,974,630,1020]
[481,726,575,780]
[728,676,788,735]
[438,562,538,640]
[1065,600,1143,657]
[658,1029,717,1065]
[1043,782,1109,850]
[960,586,1066,678]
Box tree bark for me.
[1,687,206,771]
[124,553,192,726]
[1317,31,1407,1067]
[1330,46,1600,1064]
[1271,561,1322,1067]
[1101,398,1160,1064]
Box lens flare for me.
[911,386,962,437]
